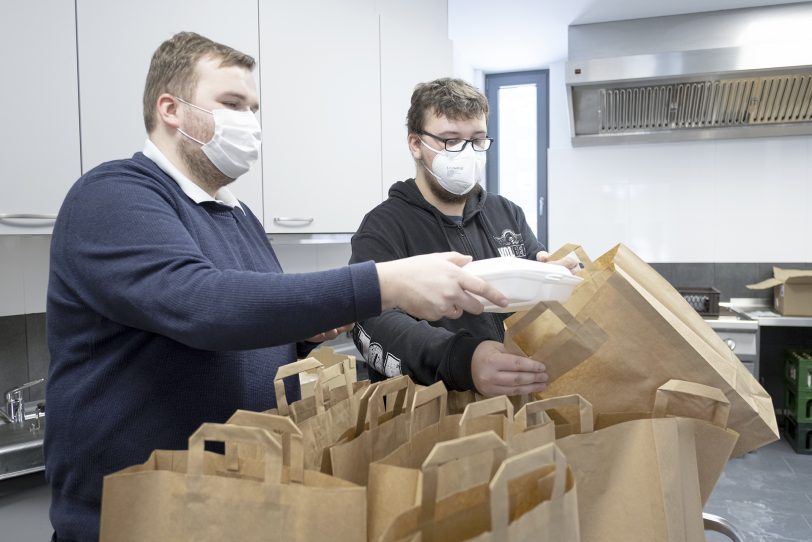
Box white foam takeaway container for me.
[463,257,583,313]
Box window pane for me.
[497,84,537,230]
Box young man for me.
[45,35,505,541]
[350,78,576,396]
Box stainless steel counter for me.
[744,313,812,328]
[727,298,812,328]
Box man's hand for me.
[471,340,549,396]
[376,252,508,321]
[305,323,354,343]
[537,251,580,273]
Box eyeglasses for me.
[418,130,493,152]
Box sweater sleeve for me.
[54,172,381,351]
[349,229,485,391]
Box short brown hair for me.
[406,78,489,134]
[142,32,255,133]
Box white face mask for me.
[419,138,486,196]
[176,97,262,179]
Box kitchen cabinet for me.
[2,0,451,236]
[75,0,264,219]
[262,0,452,234]
[0,0,81,235]
[378,0,452,193]
[260,0,382,233]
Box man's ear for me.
[156,93,182,129]
[408,133,423,161]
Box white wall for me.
[547,62,812,263]
[450,1,812,264]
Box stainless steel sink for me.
[0,415,45,480]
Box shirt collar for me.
[142,138,243,212]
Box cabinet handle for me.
[273,217,314,226]
[724,338,736,351]
[0,213,57,220]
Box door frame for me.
[484,69,549,248]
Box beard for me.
[424,164,481,205]
[177,113,233,192]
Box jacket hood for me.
[388,179,487,224]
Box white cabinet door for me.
[75,0,263,221]
[378,0,452,196]
[0,1,80,234]
[261,0,382,233]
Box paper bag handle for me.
[459,395,514,438]
[188,423,282,484]
[489,442,568,539]
[548,243,593,270]
[653,379,731,428]
[354,375,415,436]
[274,357,324,416]
[410,381,448,438]
[316,357,355,409]
[225,410,305,484]
[515,400,554,432]
[530,394,594,433]
[419,431,507,532]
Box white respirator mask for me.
[419,138,486,196]
[175,97,262,179]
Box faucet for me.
[4,378,45,425]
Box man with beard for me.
[45,36,507,542]
[350,78,577,396]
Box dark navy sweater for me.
[45,152,380,541]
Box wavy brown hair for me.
[407,78,489,134]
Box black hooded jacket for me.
[350,179,544,391]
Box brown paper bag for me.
[269,357,325,422]
[504,300,608,383]
[99,422,366,542]
[329,375,416,484]
[379,433,579,542]
[645,380,739,506]
[446,389,537,416]
[368,382,556,541]
[530,394,704,542]
[266,358,368,470]
[510,243,777,456]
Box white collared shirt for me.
[142,138,244,213]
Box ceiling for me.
[448,0,812,72]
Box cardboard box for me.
[747,267,812,316]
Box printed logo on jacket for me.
[494,229,526,258]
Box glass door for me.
[485,70,549,248]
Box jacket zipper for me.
[456,224,507,342]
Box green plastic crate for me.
[784,417,812,455]
[785,385,812,424]
[785,350,812,394]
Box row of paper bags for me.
[99,243,780,540]
[100,371,739,541]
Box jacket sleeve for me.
[512,202,546,260]
[350,229,485,391]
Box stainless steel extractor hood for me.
[566,3,812,146]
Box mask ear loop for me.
[417,137,443,181]
[174,96,212,146]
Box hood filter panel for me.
[598,75,812,133]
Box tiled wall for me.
[0,236,353,402]
[649,262,812,302]
[0,314,47,403]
